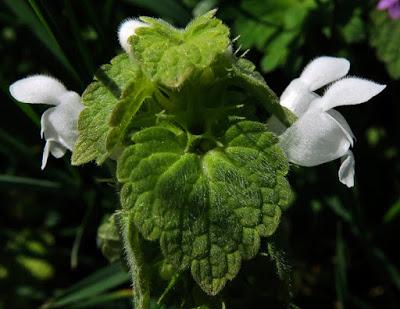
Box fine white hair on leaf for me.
[118,18,148,53]
[9,75,67,105]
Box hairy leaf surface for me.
[72,54,145,165]
[130,10,230,88]
[230,59,297,127]
[117,121,291,295]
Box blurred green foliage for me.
[0,0,399,308]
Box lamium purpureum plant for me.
[9,11,385,308]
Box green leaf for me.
[370,11,400,79]
[106,73,155,153]
[267,239,292,295]
[72,54,141,165]
[131,10,230,88]
[339,8,366,44]
[117,120,291,295]
[97,214,123,263]
[230,58,297,127]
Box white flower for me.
[9,75,84,169]
[118,18,148,53]
[278,57,386,187]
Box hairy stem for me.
[118,211,150,309]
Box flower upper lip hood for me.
[278,57,386,187]
[280,57,350,117]
[118,18,148,53]
[9,75,84,169]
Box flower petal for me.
[279,110,351,166]
[41,141,51,170]
[118,18,148,53]
[326,109,355,146]
[321,77,386,111]
[388,3,400,19]
[41,140,66,169]
[377,0,398,10]
[41,91,83,150]
[280,79,319,117]
[338,150,355,188]
[300,57,350,91]
[50,141,67,158]
[9,75,67,105]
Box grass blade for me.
[43,262,130,308]
[0,175,61,190]
[70,191,96,269]
[335,224,348,307]
[73,289,132,308]
[383,199,400,223]
[64,0,95,75]
[0,72,41,127]
[3,0,81,84]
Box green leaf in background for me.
[124,0,191,25]
[3,0,81,84]
[335,224,348,308]
[370,11,400,79]
[131,10,230,88]
[97,213,123,263]
[231,0,316,72]
[384,198,400,223]
[192,0,219,17]
[117,121,291,295]
[72,54,140,165]
[267,240,292,295]
[339,8,366,44]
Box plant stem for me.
[119,212,150,309]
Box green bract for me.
[131,10,230,88]
[72,10,295,297]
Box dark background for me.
[0,0,399,308]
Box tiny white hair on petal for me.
[338,150,355,187]
[300,56,350,91]
[118,18,148,53]
[9,75,67,105]
[321,77,386,111]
